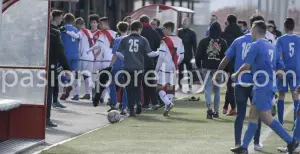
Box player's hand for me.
[231,73,237,81]
[60,26,67,33]
[296,86,300,94]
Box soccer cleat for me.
[121,109,128,115]
[223,108,228,114]
[71,95,79,101]
[230,146,248,154]
[100,98,104,104]
[277,147,287,153]
[46,119,57,127]
[93,94,101,107]
[227,109,237,116]
[136,103,142,114]
[295,145,300,153]
[52,102,66,108]
[80,94,91,100]
[207,110,213,119]
[163,103,174,116]
[254,143,264,151]
[129,110,136,117]
[288,139,299,154]
[152,104,161,110]
[60,94,67,100]
[65,86,73,98]
[213,112,219,118]
[107,104,118,112]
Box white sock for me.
[101,88,108,99]
[84,78,92,96]
[159,90,171,105]
[167,94,174,103]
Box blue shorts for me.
[68,59,79,71]
[252,89,274,112]
[277,77,300,92]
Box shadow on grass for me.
[165,116,208,123]
[46,127,77,137]
[256,150,275,154]
[134,114,173,123]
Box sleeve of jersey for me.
[66,31,81,39]
[116,38,123,53]
[244,43,258,65]
[275,39,283,53]
[112,38,120,54]
[225,40,236,59]
[177,40,185,64]
[276,50,285,70]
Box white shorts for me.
[157,71,177,86]
[93,61,101,73]
[79,60,93,76]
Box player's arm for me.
[232,43,257,80]
[110,39,121,67]
[195,39,205,68]
[191,30,197,57]
[87,35,104,53]
[155,43,166,72]
[177,40,185,64]
[60,27,81,39]
[218,40,236,70]
[147,51,159,57]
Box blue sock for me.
[294,117,300,141]
[270,120,293,144]
[277,100,284,125]
[242,123,258,148]
[109,85,117,105]
[294,100,299,121]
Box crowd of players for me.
[48,8,300,153]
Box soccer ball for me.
[107,110,121,124]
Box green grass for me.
[42,93,295,154]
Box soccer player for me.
[60,13,79,100]
[156,21,184,116]
[218,15,268,151]
[63,17,94,101]
[230,21,299,154]
[87,17,116,107]
[115,21,158,117]
[276,18,300,127]
[109,22,129,114]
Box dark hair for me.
[250,14,264,27]
[163,21,175,32]
[284,17,295,31]
[252,20,267,35]
[140,15,150,23]
[152,18,160,27]
[123,16,131,22]
[268,20,275,26]
[131,21,143,31]
[64,13,75,24]
[117,22,129,33]
[75,17,85,25]
[89,14,100,23]
[212,14,218,19]
[227,14,237,24]
[99,17,110,23]
[238,20,248,27]
[51,10,63,19]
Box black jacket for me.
[221,23,243,73]
[178,28,197,61]
[140,23,161,69]
[155,28,164,39]
[49,24,70,72]
[274,29,282,39]
[196,22,227,70]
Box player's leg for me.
[231,104,260,153]
[204,69,213,119]
[185,59,193,91]
[53,77,66,108]
[294,106,300,145]
[121,86,128,115]
[227,78,236,115]
[290,77,300,123]
[93,68,110,107]
[71,70,80,101]
[277,78,288,125]
[212,82,220,118]
[142,69,151,109]
[223,84,230,114]
[147,70,159,108]
[80,61,93,100]
[234,85,249,146]
[178,59,185,90]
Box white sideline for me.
[248,104,294,154]
[34,95,191,154]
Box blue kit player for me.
[230,21,299,154]
[60,13,79,100]
[276,18,300,127]
[218,15,267,151]
[109,22,129,114]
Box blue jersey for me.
[245,39,284,91]
[112,37,124,69]
[276,34,300,77]
[61,25,79,60]
[225,33,252,84]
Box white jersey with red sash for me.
[79,28,94,61]
[94,29,116,70]
[156,35,184,85]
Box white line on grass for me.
[34,94,192,154]
[248,104,294,154]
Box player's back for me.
[120,33,150,71]
[232,33,252,71]
[249,39,275,90]
[276,34,300,76]
[61,25,79,60]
